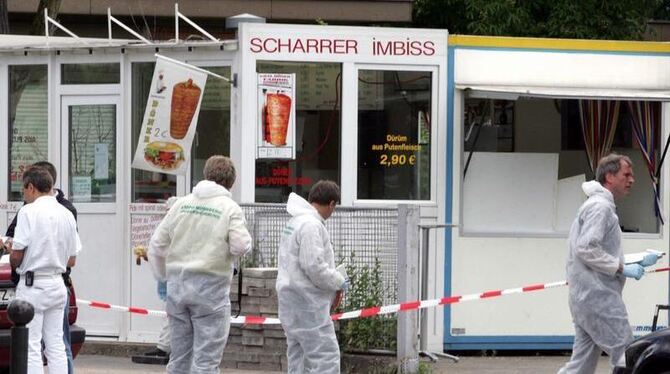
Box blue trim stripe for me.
[444,46,455,349]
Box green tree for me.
[413,0,662,40]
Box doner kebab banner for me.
[132,56,207,175]
[257,73,296,159]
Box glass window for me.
[8,65,48,201]
[255,62,341,203]
[462,96,660,234]
[61,63,120,84]
[68,104,116,202]
[131,62,176,203]
[190,66,231,187]
[357,70,432,200]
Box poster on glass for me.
[132,56,207,175]
[257,73,296,159]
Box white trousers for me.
[17,276,67,374]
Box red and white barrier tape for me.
[75,299,282,325]
[77,266,670,325]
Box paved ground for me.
[67,354,613,373]
[432,355,611,373]
[69,354,281,373]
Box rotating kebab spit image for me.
[264,91,292,146]
[170,78,202,140]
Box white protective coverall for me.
[558,180,633,374]
[148,180,251,374]
[276,193,346,374]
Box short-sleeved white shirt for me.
[12,195,81,275]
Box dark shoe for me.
[143,348,168,357]
[131,348,169,365]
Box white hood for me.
[286,192,322,221]
[192,180,231,199]
[582,180,614,202]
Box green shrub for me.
[338,251,397,352]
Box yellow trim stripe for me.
[448,35,670,53]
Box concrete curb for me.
[79,341,155,357]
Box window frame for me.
[457,89,668,238]
[6,62,50,202]
[352,63,439,207]
[182,60,233,192]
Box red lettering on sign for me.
[307,39,319,53]
[333,39,346,54]
[265,38,278,52]
[423,41,435,56]
[250,37,262,53]
[346,39,358,54]
[293,38,306,53]
[320,39,333,54]
[278,38,291,52]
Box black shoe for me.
[143,348,168,357]
[131,349,170,365]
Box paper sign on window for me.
[257,73,296,159]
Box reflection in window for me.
[62,63,120,84]
[461,96,660,234]
[255,62,341,203]
[191,66,231,187]
[69,105,116,202]
[357,70,432,200]
[131,62,176,203]
[8,65,48,201]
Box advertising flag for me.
[132,56,207,175]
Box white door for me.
[61,95,124,338]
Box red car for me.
[0,262,86,370]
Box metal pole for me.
[397,204,419,373]
[8,299,35,374]
[420,227,430,354]
[417,224,459,363]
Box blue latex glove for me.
[622,264,644,280]
[341,278,350,292]
[639,253,659,267]
[157,280,167,302]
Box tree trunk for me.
[30,0,62,36]
[0,0,9,34]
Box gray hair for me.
[203,155,236,189]
[595,154,633,184]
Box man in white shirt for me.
[149,156,251,374]
[9,166,81,374]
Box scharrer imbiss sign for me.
[249,37,437,56]
[243,24,447,60]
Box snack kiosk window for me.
[61,63,120,84]
[8,65,48,201]
[190,66,232,187]
[254,61,342,202]
[357,69,432,200]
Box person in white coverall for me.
[148,156,251,374]
[558,154,659,374]
[276,180,349,374]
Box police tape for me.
[77,266,670,325]
[75,299,282,325]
